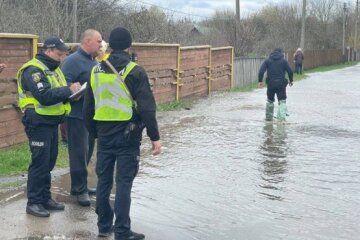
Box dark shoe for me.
[43,199,65,211]
[77,193,90,206]
[117,230,145,240]
[26,204,50,217]
[98,225,114,237]
[88,187,96,195]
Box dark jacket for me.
[83,50,160,141]
[20,52,72,125]
[258,50,293,83]
[294,52,304,64]
[61,48,97,119]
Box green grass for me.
[0,140,68,176]
[230,82,258,92]
[305,61,358,73]
[157,99,193,111]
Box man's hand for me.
[0,63,6,73]
[289,81,293,87]
[151,140,161,156]
[69,82,81,93]
[258,82,264,88]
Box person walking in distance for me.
[258,48,293,121]
[84,27,161,240]
[293,48,304,74]
[17,37,81,217]
[61,29,102,206]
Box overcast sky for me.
[137,0,282,19]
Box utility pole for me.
[300,0,306,50]
[236,0,240,21]
[235,0,240,56]
[73,0,78,42]
[342,3,347,58]
[354,0,359,61]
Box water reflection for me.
[259,123,289,201]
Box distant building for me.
[189,24,211,38]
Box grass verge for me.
[0,140,68,176]
[157,99,194,111]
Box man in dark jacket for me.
[61,29,102,206]
[258,48,293,121]
[84,27,161,240]
[17,37,81,217]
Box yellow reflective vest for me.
[90,61,137,121]
[17,58,71,116]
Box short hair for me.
[80,29,99,43]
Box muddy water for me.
[1,65,360,240]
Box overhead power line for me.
[133,0,211,19]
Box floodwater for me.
[0,65,360,240]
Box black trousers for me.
[65,118,95,194]
[23,114,58,205]
[295,63,303,74]
[267,79,287,102]
[95,132,140,236]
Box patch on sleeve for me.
[37,82,44,90]
[31,141,44,147]
[32,72,42,82]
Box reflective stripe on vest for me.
[90,61,137,121]
[16,58,71,116]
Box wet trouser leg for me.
[275,81,288,121]
[266,81,277,121]
[66,118,90,194]
[265,100,274,121]
[23,116,58,205]
[267,80,288,121]
[96,133,140,236]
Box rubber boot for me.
[276,100,287,121]
[265,100,274,121]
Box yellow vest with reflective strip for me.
[16,58,71,116]
[90,61,137,121]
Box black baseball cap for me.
[43,36,69,52]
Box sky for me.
[136,0,282,19]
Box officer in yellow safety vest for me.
[83,27,161,240]
[17,36,81,218]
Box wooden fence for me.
[0,33,38,148]
[233,49,347,88]
[0,34,233,148]
[233,57,265,88]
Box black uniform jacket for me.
[20,52,72,125]
[258,50,293,84]
[83,50,160,141]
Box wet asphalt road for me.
[0,64,359,240]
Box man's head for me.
[43,36,69,62]
[80,29,102,57]
[109,27,132,51]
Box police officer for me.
[17,37,81,217]
[84,27,161,240]
[258,48,293,121]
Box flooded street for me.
[1,64,360,240]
